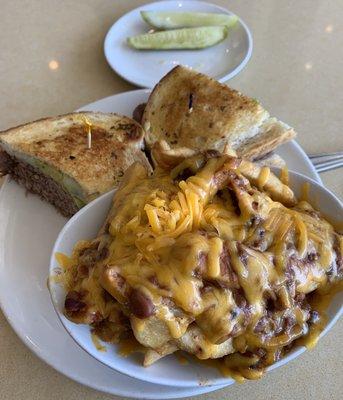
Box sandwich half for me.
[141,66,296,160]
[0,112,151,217]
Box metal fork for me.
[309,151,343,173]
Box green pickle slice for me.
[140,11,238,29]
[127,26,228,50]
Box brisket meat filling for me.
[0,151,79,217]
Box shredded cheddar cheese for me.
[280,166,289,186]
[257,166,270,190]
[59,155,342,382]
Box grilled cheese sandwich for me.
[0,112,152,216]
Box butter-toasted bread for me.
[0,112,151,216]
[142,66,296,159]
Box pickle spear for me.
[141,11,238,29]
[127,26,228,50]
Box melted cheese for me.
[257,167,270,190]
[91,333,107,352]
[55,252,73,269]
[60,155,342,381]
[301,182,310,202]
[118,337,145,357]
[294,214,308,258]
[175,352,189,365]
[280,166,289,186]
[207,237,223,278]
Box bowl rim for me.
[48,168,343,387]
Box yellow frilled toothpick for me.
[82,115,92,149]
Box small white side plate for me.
[104,0,253,88]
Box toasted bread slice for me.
[0,112,151,216]
[236,118,295,159]
[142,66,296,159]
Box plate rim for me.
[103,0,253,88]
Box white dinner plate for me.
[0,89,321,398]
[104,1,253,88]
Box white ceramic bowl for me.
[49,170,342,387]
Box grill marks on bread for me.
[142,66,296,160]
[0,112,152,214]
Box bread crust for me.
[142,66,296,160]
[142,66,269,152]
[0,112,152,200]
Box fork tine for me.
[316,159,343,173]
[310,153,343,165]
[309,151,343,159]
[314,157,343,169]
